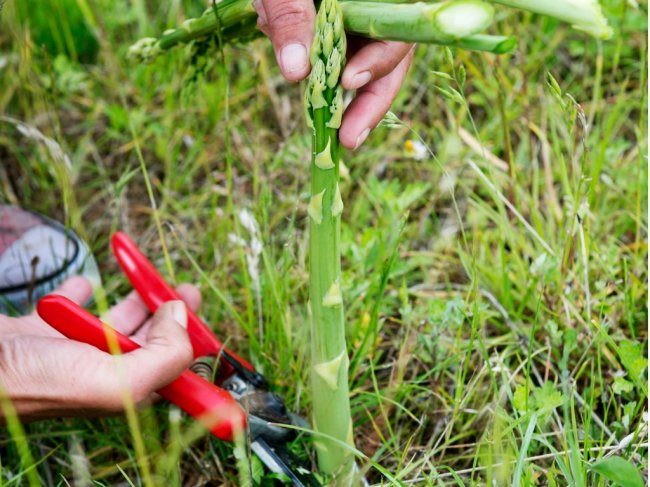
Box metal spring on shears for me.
[190,356,215,382]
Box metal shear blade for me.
[252,439,321,487]
[220,366,321,486]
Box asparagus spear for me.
[305,0,354,480]
[128,0,511,62]
[128,0,260,62]
[491,0,613,39]
[342,0,494,43]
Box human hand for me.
[253,0,414,150]
[0,276,200,420]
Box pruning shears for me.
[37,232,321,486]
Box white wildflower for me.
[404,139,428,160]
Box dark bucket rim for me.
[0,206,81,295]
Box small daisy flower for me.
[404,139,428,160]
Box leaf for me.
[545,320,562,347]
[530,253,557,276]
[623,401,637,420]
[513,414,537,486]
[512,382,563,418]
[533,382,564,422]
[561,329,578,370]
[546,72,562,95]
[532,382,564,414]
[590,456,644,487]
[612,376,634,395]
[622,401,637,429]
[441,297,466,329]
[435,85,465,105]
[513,384,528,412]
[250,454,264,484]
[563,329,578,355]
[430,70,453,80]
[457,65,466,87]
[444,47,454,67]
[378,111,404,128]
[618,340,648,387]
[546,71,565,108]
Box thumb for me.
[257,0,315,81]
[116,301,194,405]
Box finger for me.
[48,276,93,306]
[253,0,269,35]
[125,301,192,389]
[176,283,201,312]
[105,290,150,335]
[259,0,315,81]
[99,301,193,409]
[342,41,414,91]
[108,284,202,336]
[129,284,202,344]
[25,276,93,335]
[339,51,414,150]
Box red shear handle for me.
[37,295,245,442]
[111,232,255,376]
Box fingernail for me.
[354,128,370,150]
[348,70,372,90]
[280,43,308,74]
[171,301,187,329]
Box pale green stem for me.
[129,0,613,62]
[305,0,355,481]
[128,0,514,62]
[490,0,613,39]
[341,0,495,43]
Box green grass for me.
[0,0,647,485]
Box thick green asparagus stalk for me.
[491,0,612,39]
[128,0,260,62]
[342,0,494,43]
[305,0,354,480]
[128,0,511,62]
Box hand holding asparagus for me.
[129,0,611,149]
[254,0,416,149]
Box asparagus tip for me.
[127,38,162,63]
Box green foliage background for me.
[0,0,647,485]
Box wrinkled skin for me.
[253,0,415,149]
[0,276,200,420]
